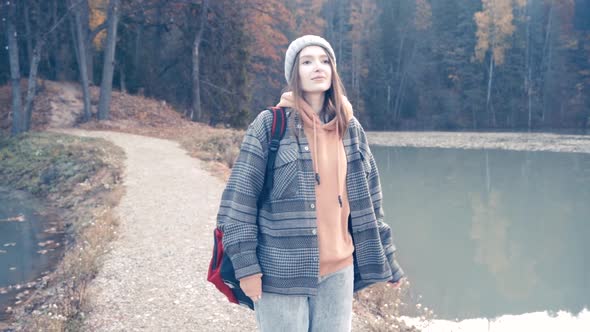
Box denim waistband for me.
[318,264,353,283]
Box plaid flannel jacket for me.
[217,109,404,296]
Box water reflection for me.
[373,146,590,319]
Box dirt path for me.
[57,129,257,331]
[47,82,84,128]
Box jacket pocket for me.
[269,147,300,200]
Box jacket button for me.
[312,229,317,235]
[297,124,302,129]
[310,203,315,209]
[304,146,309,151]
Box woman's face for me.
[297,46,332,94]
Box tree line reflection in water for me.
[374,146,590,319]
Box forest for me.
[1,0,589,133]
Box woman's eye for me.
[323,59,330,64]
[302,60,311,65]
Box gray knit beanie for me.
[284,35,336,83]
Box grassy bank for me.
[0,132,124,331]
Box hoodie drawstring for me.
[312,114,342,208]
[336,123,342,208]
[313,118,320,186]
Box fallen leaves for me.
[0,214,26,223]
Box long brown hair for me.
[287,47,349,138]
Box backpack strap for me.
[258,107,287,207]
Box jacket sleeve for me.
[358,124,405,283]
[217,111,271,280]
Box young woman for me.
[217,35,404,331]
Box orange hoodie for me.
[277,92,355,276]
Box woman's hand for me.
[388,277,405,289]
[239,273,263,302]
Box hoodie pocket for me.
[270,147,300,200]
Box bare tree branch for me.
[88,21,108,43]
[202,80,235,95]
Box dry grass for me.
[78,122,242,182]
[16,189,122,331]
[0,132,125,331]
[354,280,433,331]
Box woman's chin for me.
[302,86,331,94]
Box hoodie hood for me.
[276,92,353,132]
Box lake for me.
[374,146,590,321]
[0,189,64,320]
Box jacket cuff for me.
[232,251,262,280]
[387,253,404,283]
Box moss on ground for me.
[0,132,119,196]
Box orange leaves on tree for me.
[89,0,108,49]
[241,0,291,81]
[474,0,524,65]
[292,0,326,35]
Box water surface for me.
[374,146,590,320]
[0,189,63,319]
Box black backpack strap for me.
[257,107,287,207]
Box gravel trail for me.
[58,129,257,332]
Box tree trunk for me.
[191,0,209,122]
[23,40,44,131]
[540,3,554,125]
[72,0,92,121]
[50,0,60,79]
[24,1,33,67]
[393,71,407,121]
[325,0,336,43]
[526,67,533,131]
[337,2,344,60]
[5,1,23,135]
[396,33,406,83]
[525,0,532,131]
[392,30,407,120]
[386,84,391,115]
[133,26,143,93]
[393,43,415,122]
[98,0,120,120]
[120,63,126,93]
[80,0,94,84]
[486,55,495,127]
[351,47,359,105]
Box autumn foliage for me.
[0,0,588,132]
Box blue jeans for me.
[254,265,354,332]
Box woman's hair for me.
[287,47,349,137]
